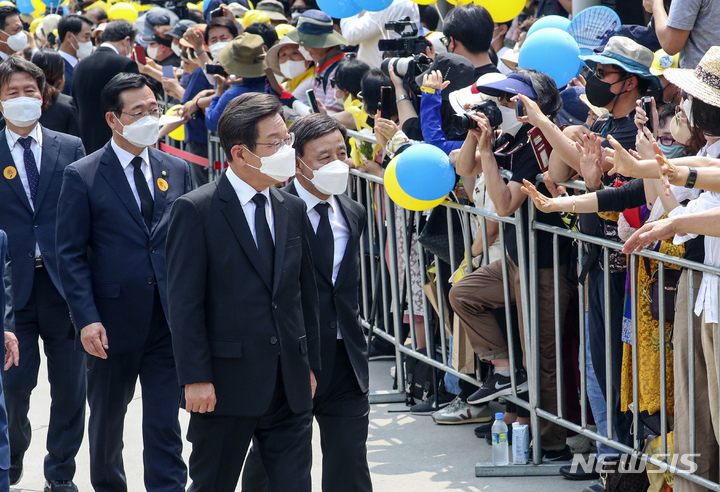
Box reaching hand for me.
[578,134,603,190]
[623,217,676,254]
[635,126,657,160]
[654,141,680,195]
[422,70,450,91]
[521,179,557,213]
[183,27,205,52]
[513,94,547,128]
[605,134,639,178]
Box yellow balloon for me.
[241,10,270,28]
[474,0,525,23]
[31,0,45,16]
[446,0,473,5]
[166,105,185,142]
[108,2,138,22]
[29,17,44,34]
[410,0,436,4]
[274,23,294,39]
[384,156,446,211]
[0,0,15,6]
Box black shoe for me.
[484,424,513,445]
[9,453,23,485]
[467,371,528,405]
[581,484,604,492]
[409,391,455,415]
[529,445,573,463]
[474,422,492,438]
[44,480,79,492]
[368,339,395,360]
[560,465,600,481]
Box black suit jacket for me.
[56,141,191,353]
[0,126,85,311]
[72,47,139,154]
[39,93,81,137]
[62,58,73,96]
[166,173,321,417]
[284,182,369,395]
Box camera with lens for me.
[453,100,503,132]
[377,19,428,57]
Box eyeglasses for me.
[256,132,295,153]
[675,104,689,121]
[121,107,161,120]
[658,135,678,146]
[329,77,336,89]
[440,36,450,47]
[290,6,308,13]
[593,67,623,80]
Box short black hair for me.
[361,68,395,117]
[691,97,720,137]
[515,68,562,119]
[83,6,108,24]
[0,6,19,31]
[442,4,493,55]
[657,100,676,126]
[420,5,439,32]
[218,92,283,157]
[203,17,239,45]
[102,19,139,43]
[100,72,153,115]
[0,56,45,94]
[245,22,278,49]
[334,58,369,99]
[58,14,93,43]
[289,113,347,158]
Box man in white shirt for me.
[57,14,93,95]
[0,6,26,62]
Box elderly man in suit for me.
[0,56,86,492]
[71,19,139,154]
[166,92,320,492]
[56,73,190,492]
[0,230,20,491]
[241,113,372,491]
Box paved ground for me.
[11,356,592,491]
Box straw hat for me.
[663,46,720,107]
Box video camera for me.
[453,100,503,132]
[377,19,429,57]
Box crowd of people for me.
[0,0,718,491]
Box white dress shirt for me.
[669,138,720,323]
[226,167,275,246]
[111,139,154,211]
[294,178,350,285]
[59,49,79,68]
[294,178,350,338]
[99,42,119,54]
[8,124,43,256]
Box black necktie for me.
[252,193,274,283]
[130,156,153,230]
[314,202,334,279]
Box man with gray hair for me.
[71,19,139,153]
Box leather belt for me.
[35,256,44,269]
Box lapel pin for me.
[3,166,16,180]
[157,178,169,192]
[161,170,167,176]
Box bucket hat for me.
[266,35,311,76]
[664,46,720,108]
[257,0,288,22]
[285,10,347,49]
[218,32,267,78]
[580,36,662,90]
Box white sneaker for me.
[431,396,494,425]
[567,426,596,455]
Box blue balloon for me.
[519,27,582,89]
[16,0,34,14]
[203,0,211,12]
[317,0,363,18]
[358,0,393,12]
[395,144,455,201]
[526,15,571,39]
[42,0,60,7]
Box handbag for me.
[643,257,681,322]
[601,458,650,492]
[418,206,466,267]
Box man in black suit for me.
[241,114,372,491]
[72,19,138,154]
[0,56,86,492]
[0,6,26,62]
[57,14,93,96]
[166,92,320,492]
[57,73,190,492]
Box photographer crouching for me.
[448,69,576,460]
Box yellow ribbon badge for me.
[157,178,168,192]
[3,166,16,180]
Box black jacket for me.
[40,93,81,137]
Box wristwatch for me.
[396,94,411,103]
[685,167,697,188]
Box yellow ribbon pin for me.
[157,178,168,191]
[3,166,16,179]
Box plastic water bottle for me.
[491,412,509,466]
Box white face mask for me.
[244,144,297,182]
[210,41,229,61]
[171,43,183,58]
[682,97,694,127]
[301,158,349,195]
[115,114,160,147]
[499,105,523,136]
[279,59,307,80]
[73,33,93,58]
[147,45,159,60]
[1,96,41,127]
[0,29,27,52]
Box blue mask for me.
[658,142,684,159]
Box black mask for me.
[585,73,620,108]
